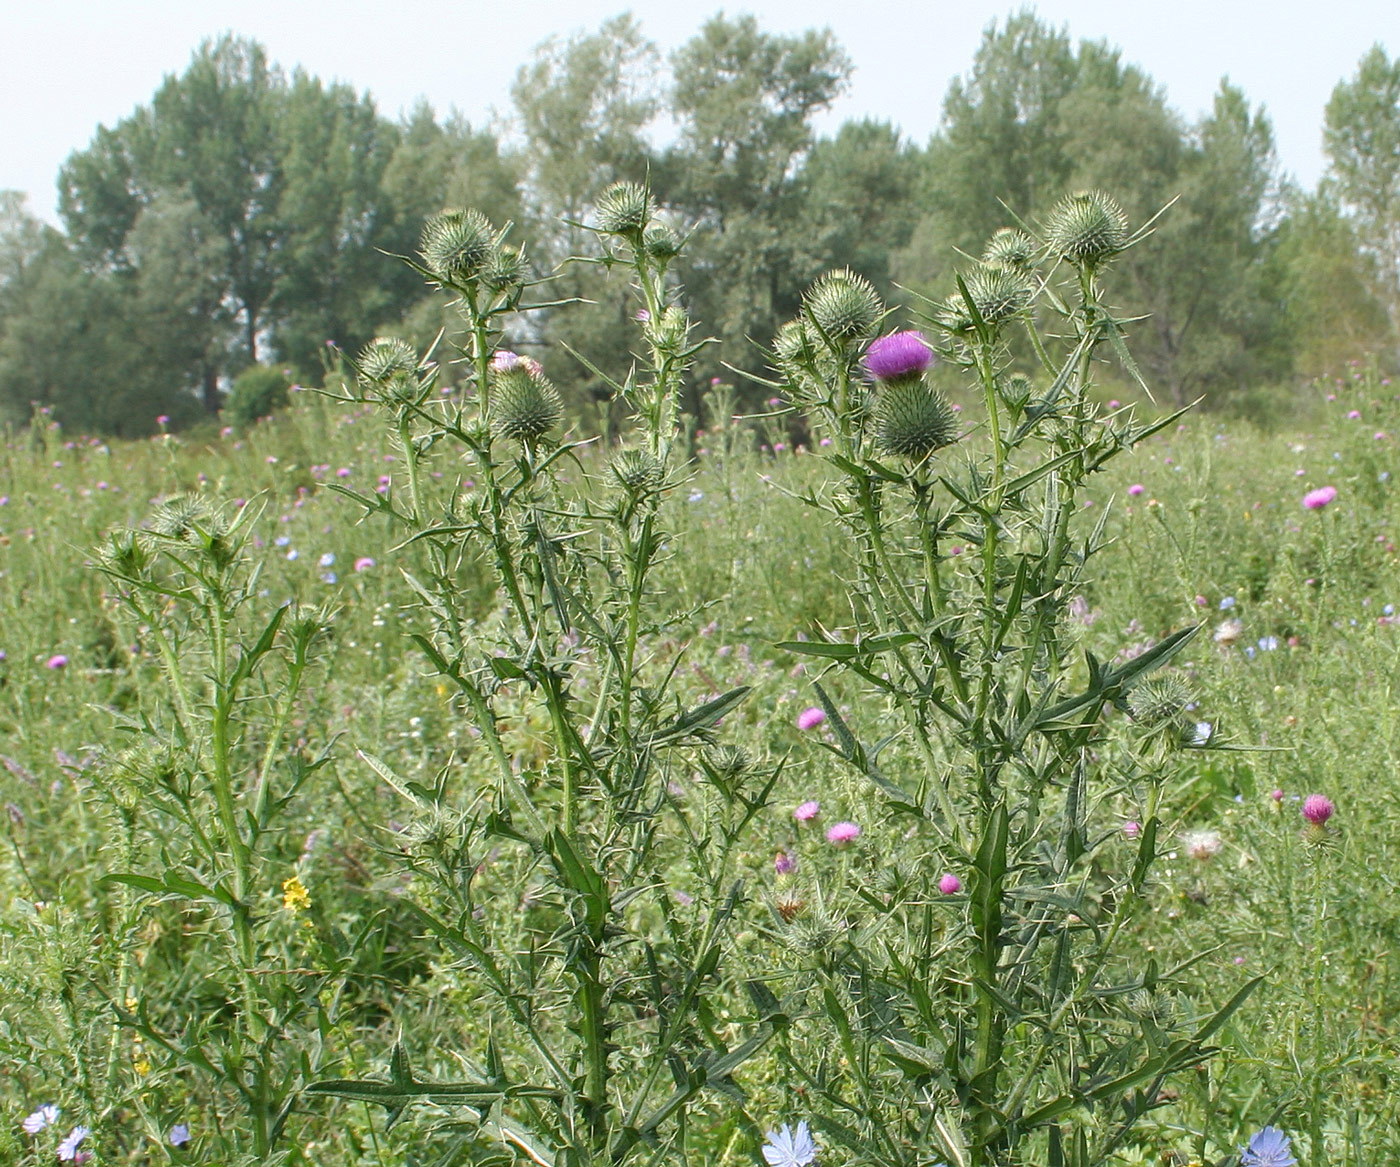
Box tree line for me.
[0,12,1396,436]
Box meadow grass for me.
[1,358,1398,1164]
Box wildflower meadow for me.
[3,187,1400,1167]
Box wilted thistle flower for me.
[962,262,1034,324]
[1127,674,1193,733]
[804,269,883,341]
[864,330,932,382]
[610,448,664,498]
[492,365,563,444]
[1214,618,1244,647]
[594,181,654,237]
[421,208,496,282]
[982,226,1037,270]
[873,380,959,460]
[1044,190,1130,267]
[775,886,806,921]
[1181,828,1224,863]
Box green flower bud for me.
[421,208,496,282]
[983,227,1037,270]
[358,337,418,384]
[1127,674,1193,732]
[804,269,882,341]
[773,318,815,367]
[481,243,527,292]
[609,448,664,497]
[492,366,563,444]
[703,744,751,780]
[594,181,653,237]
[873,381,959,460]
[1044,190,1129,267]
[963,263,1034,323]
[644,223,682,260]
[151,494,227,543]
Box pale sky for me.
[2,0,1395,226]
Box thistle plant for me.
[308,190,780,1164]
[763,191,1257,1167]
[82,495,338,1162]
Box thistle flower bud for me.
[151,494,228,544]
[773,319,815,367]
[963,263,1034,323]
[983,227,1037,270]
[421,209,496,282]
[804,269,882,341]
[610,448,664,498]
[100,529,155,578]
[492,365,563,444]
[1127,674,1193,733]
[1044,190,1129,267]
[644,223,682,260]
[999,372,1033,410]
[358,337,419,384]
[704,744,751,780]
[647,306,689,354]
[594,181,653,237]
[480,243,527,292]
[873,381,959,460]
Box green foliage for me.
[224,363,293,427]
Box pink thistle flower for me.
[353,556,376,572]
[1122,820,1141,839]
[1128,483,1145,496]
[46,654,69,670]
[796,706,825,730]
[155,414,170,426]
[938,873,961,895]
[1348,410,1361,419]
[826,821,861,846]
[1302,794,1334,824]
[793,800,820,822]
[864,331,932,381]
[1271,788,1285,802]
[1302,485,1337,510]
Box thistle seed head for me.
[492,366,563,443]
[594,181,654,237]
[804,269,883,341]
[1044,190,1130,267]
[873,381,959,460]
[421,209,496,282]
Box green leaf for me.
[645,685,751,747]
[101,870,238,909]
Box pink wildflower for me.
[864,331,932,381]
[793,800,820,822]
[826,821,861,846]
[1302,485,1337,510]
[938,873,961,895]
[1302,794,1334,824]
[796,706,825,730]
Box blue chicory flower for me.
[1241,1126,1297,1167]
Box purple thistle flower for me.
[793,800,820,822]
[826,821,861,846]
[796,707,825,730]
[864,331,932,381]
[774,851,796,876]
[1302,485,1337,510]
[1240,1126,1297,1166]
[938,873,961,895]
[46,654,69,670]
[1302,794,1334,824]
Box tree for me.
[1325,45,1400,363]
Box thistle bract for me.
[805,268,882,341]
[492,366,563,443]
[873,380,959,459]
[594,181,654,237]
[421,208,495,281]
[1044,190,1130,266]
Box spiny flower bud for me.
[594,181,653,237]
[358,337,418,384]
[773,318,815,367]
[644,223,682,260]
[480,243,527,292]
[1044,190,1130,267]
[610,448,664,498]
[100,529,154,578]
[873,381,959,460]
[999,372,1033,409]
[804,269,882,341]
[647,306,689,354]
[421,209,496,282]
[963,263,1034,323]
[1127,674,1193,732]
[983,227,1037,270]
[703,744,751,780]
[492,366,563,444]
[151,494,226,543]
